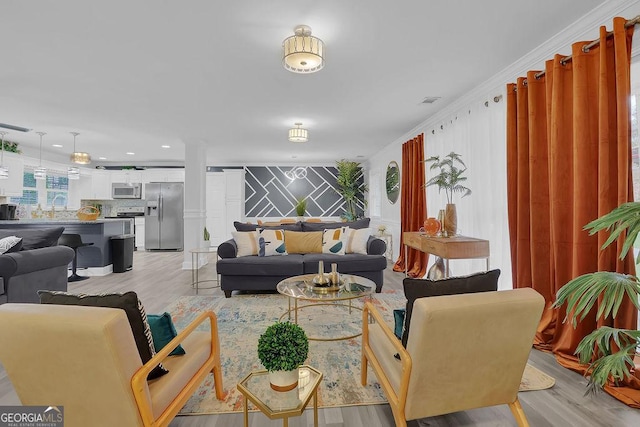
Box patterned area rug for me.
[166,291,554,415]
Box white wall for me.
[367,0,640,289]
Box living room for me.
[2,1,640,426]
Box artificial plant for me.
[424,151,471,204]
[295,197,307,217]
[257,321,309,372]
[335,159,368,221]
[552,202,640,394]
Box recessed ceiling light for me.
[126,152,135,155]
[98,157,107,160]
[161,145,171,149]
[421,96,441,104]
[52,144,63,148]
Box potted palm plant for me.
[552,202,640,394]
[424,151,471,236]
[335,160,368,221]
[258,321,309,391]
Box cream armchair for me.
[361,288,544,427]
[0,304,224,427]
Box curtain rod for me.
[515,15,640,89]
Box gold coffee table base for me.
[279,301,365,342]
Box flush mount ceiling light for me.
[282,25,324,73]
[0,131,9,179]
[288,123,308,143]
[70,132,91,164]
[34,132,47,180]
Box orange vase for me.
[423,217,441,236]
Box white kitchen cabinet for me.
[135,217,145,249]
[0,155,24,196]
[111,170,142,184]
[142,168,184,183]
[224,169,244,238]
[206,172,227,246]
[90,170,112,199]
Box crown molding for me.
[389,0,640,147]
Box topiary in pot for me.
[258,321,309,391]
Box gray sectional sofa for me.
[217,219,387,297]
[0,227,75,304]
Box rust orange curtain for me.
[393,133,428,277]
[507,17,640,406]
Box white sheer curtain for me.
[424,91,512,289]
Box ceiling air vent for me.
[421,96,441,104]
[0,122,31,132]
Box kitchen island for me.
[0,219,130,276]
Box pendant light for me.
[0,131,9,179]
[34,132,47,180]
[68,132,81,180]
[70,131,91,164]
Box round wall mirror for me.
[385,161,400,204]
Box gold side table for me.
[237,365,322,427]
[189,247,220,294]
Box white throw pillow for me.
[346,227,371,255]
[231,231,258,257]
[0,236,22,254]
[257,229,288,257]
[322,227,349,255]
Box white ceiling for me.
[0,0,607,167]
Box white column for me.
[182,139,207,270]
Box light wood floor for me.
[1,251,639,426]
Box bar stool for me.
[58,234,94,282]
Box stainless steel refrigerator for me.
[145,182,184,250]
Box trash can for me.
[111,234,134,273]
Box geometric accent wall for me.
[245,166,348,217]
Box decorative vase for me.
[268,369,299,391]
[423,217,441,236]
[313,260,329,285]
[427,257,447,280]
[444,204,457,236]
[437,209,446,236]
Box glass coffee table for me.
[237,365,322,427]
[276,273,376,341]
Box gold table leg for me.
[313,388,318,427]
[283,417,288,427]
[243,396,248,427]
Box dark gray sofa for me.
[0,228,75,304]
[217,219,387,297]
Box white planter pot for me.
[268,369,299,392]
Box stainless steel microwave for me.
[112,182,142,199]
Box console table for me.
[403,232,490,278]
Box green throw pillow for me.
[147,313,186,356]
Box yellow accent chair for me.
[361,288,544,427]
[0,304,224,427]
